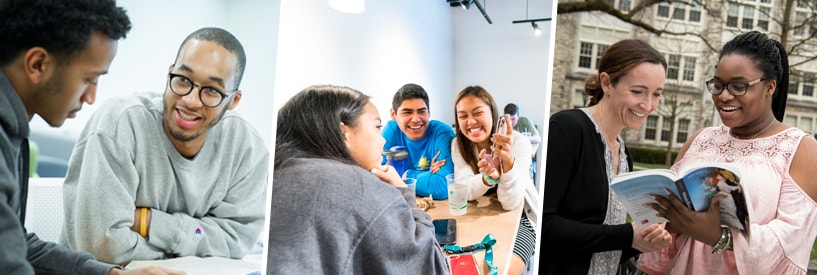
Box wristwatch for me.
[711,227,732,254]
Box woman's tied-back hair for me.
[274,85,370,171]
[720,31,789,122]
[453,86,500,173]
[584,39,668,107]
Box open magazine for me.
[610,162,752,239]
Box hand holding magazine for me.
[610,163,752,239]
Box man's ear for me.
[390,108,397,120]
[226,90,242,110]
[24,47,54,85]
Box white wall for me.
[30,0,280,147]
[273,0,454,127]
[452,0,553,159]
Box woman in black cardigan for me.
[539,39,673,274]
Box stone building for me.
[550,0,817,151]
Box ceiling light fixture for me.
[329,0,365,14]
[531,22,542,36]
[447,0,492,24]
[512,0,549,36]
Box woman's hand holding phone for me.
[491,115,515,174]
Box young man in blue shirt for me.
[381,83,455,199]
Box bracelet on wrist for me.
[711,227,731,254]
[480,172,500,186]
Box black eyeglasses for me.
[705,78,767,96]
[167,73,235,107]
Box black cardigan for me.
[539,109,639,274]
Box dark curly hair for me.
[175,27,247,90]
[0,0,131,67]
[720,31,789,122]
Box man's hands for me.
[429,151,445,174]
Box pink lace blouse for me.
[638,125,817,274]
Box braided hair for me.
[720,31,789,122]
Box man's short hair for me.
[176,27,247,90]
[392,83,430,111]
[0,0,131,67]
[504,103,520,115]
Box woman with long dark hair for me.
[268,85,448,274]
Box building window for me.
[579,42,593,68]
[657,4,670,18]
[795,12,807,36]
[645,116,658,140]
[683,57,696,81]
[578,42,607,69]
[665,54,696,82]
[727,3,739,27]
[661,117,671,141]
[804,83,814,97]
[728,2,774,31]
[658,3,702,22]
[801,116,814,134]
[619,0,631,12]
[572,89,587,108]
[676,119,690,143]
[667,55,680,80]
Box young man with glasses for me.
[62,27,269,266]
[0,1,182,274]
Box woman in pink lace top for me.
[639,31,817,274]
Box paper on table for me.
[126,256,261,275]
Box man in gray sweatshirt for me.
[61,27,269,265]
[0,0,181,274]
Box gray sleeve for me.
[353,188,450,274]
[28,233,117,275]
[146,145,268,258]
[63,131,165,264]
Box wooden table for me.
[426,194,523,275]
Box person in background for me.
[62,27,268,265]
[269,85,448,274]
[640,31,817,274]
[503,103,541,153]
[539,39,673,274]
[381,83,455,199]
[0,0,181,274]
[451,86,540,275]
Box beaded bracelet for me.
[481,172,500,186]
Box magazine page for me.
[610,170,681,228]
[676,163,751,239]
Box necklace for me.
[725,120,776,162]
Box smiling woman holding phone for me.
[450,85,540,275]
[268,85,448,274]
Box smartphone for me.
[432,219,457,245]
[447,253,480,275]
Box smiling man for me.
[381,83,454,199]
[61,27,269,265]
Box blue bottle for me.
[384,146,409,177]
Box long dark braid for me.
[720,31,789,121]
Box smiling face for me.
[30,31,118,127]
[391,98,429,141]
[162,39,241,156]
[601,62,665,130]
[345,102,385,171]
[711,54,775,129]
[456,95,494,147]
